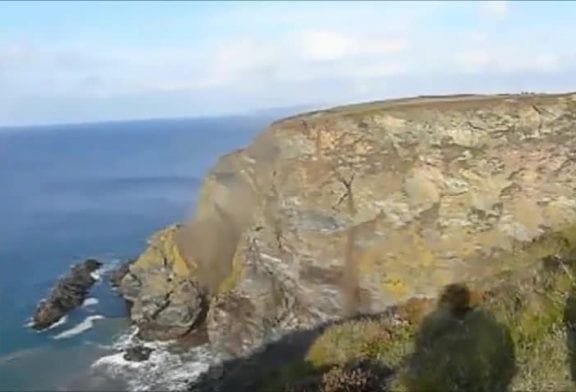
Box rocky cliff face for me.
[120,226,207,340]
[120,93,576,358]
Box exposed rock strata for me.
[120,226,208,340]
[120,93,576,358]
[31,259,102,330]
[109,261,131,289]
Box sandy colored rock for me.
[119,225,207,340]
[124,93,576,356]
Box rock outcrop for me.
[109,261,131,289]
[31,259,102,330]
[120,93,576,358]
[120,226,207,340]
[123,345,154,362]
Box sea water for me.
[0,114,279,390]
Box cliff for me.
[189,247,576,391]
[119,92,576,371]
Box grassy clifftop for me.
[274,92,576,125]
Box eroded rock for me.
[124,93,576,358]
[123,345,154,362]
[31,259,102,330]
[118,226,208,340]
[109,261,131,289]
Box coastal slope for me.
[120,92,576,364]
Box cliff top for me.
[274,91,576,126]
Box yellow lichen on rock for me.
[123,92,576,357]
[133,225,194,276]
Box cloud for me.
[297,29,408,61]
[298,30,354,61]
[194,29,410,91]
[203,40,282,87]
[480,1,509,20]
[453,46,562,74]
[1,1,576,126]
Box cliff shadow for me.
[404,283,516,392]
[189,323,323,392]
[189,284,517,392]
[188,313,397,392]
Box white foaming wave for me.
[111,326,141,350]
[45,315,69,330]
[91,344,215,391]
[89,327,219,391]
[82,297,99,307]
[82,340,114,350]
[110,326,178,351]
[25,315,69,331]
[52,315,105,340]
[90,260,120,281]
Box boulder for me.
[123,345,154,362]
[31,259,102,330]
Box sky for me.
[1,1,575,126]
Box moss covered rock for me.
[119,225,207,340]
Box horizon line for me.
[0,101,327,131]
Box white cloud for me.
[351,61,408,78]
[2,1,576,126]
[454,50,493,73]
[201,40,282,88]
[480,1,509,20]
[362,36,409,56]
[297,29,409,62]
[192,29,411,90]
[298,30,354,61]
[454,49,562,74]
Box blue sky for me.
[1,1,575,126]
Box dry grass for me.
[275,92,576,126]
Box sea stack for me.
[31,259,102,330]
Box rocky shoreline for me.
[109,261,132,290]
[29,259,177,366]
[117,226,210,342]
[29,93,576,390]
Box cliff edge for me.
[119,92,576,363]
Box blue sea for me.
[0,114,282,391]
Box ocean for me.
[0,114,280,391]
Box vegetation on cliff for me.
[190,225,576,391]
